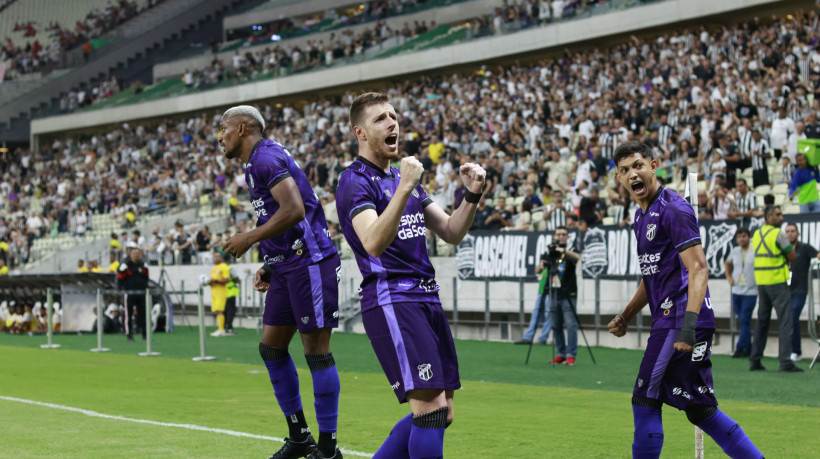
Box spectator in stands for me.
[542,190,574,232]
[0,258,7,276]
[709,184,733,221]
[173,222,194,265]
[195,226,213,265]
[503,200,532,231]
[788,153,820,213]
[579,183,606,229]
[750,129,771,187]
[106,251,120,273]
[77,259,88,273]
[728,178,761,227]
[697,190,712,220]
[484,196,513,231]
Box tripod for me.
[524,276,552,365]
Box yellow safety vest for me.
[752,225,789,285]
[226,266,239,298]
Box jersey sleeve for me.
[662,199,701,252]
[416,183,434,208]
[337,172,376,221]
[255,151,292,189]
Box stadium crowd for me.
[2,0,145,81]
[65,0,617,112]
[2,3,820,271]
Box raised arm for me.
[351,157,424,258]
[424,163,486,244]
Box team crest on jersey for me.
[292,239,303,251]
[646,224,656,241]
[384,188,392,198]
[249,174,255,189]
[417,363,433,381]
[691,341,708,361]
[335,265,341,284]
[301,316,310,324]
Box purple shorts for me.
[362,301,461,403]
[634,328,718,410]
[263,254,340,332]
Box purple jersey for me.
[245,139,337,274]
[633,187,716,330]
[336,156,440,311]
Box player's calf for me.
[632,396,663,459]
[685,404,763,459]
[409,407,448,459]
[260,343,311,444]
[305,352,340,458]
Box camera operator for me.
[546,226,581,366]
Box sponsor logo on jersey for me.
[418,363,433,381]
[650,212,660,217]
[384,188,392,198]
[264,254,285,265]
[672,387,692,400]
[697,385,714,394]
[692,341,708,361]
[638,252,661,276]
[249,174,255,189]
[646,224,656,241]
[251,197,267,217]
[391,381,401,390]
[397,212,427,240]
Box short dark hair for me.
[737,178,747,186]
[763,205,780,220]
[735,227,750,237]
[786,223,799,232]
[613,140,653,167]
[554,225,568,234]
[349,92,390,129]
[763,194,775,205]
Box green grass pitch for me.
[0,327,817,458]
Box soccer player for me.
[607,141,762,458]
[336,92,486,459]
[220,105,342,459]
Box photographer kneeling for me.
[546,226,581,366]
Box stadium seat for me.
[784,204,800,214]
[754,185,771,196]
[602,216,614,225]
[772,183,789,195]
[774,194,785,205]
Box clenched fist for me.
[459,163,486,193]
[608,314,628,337]
[398,156,424,192]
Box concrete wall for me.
[32,0,784,137]
[154,0,499,80]
[223,0,359,32]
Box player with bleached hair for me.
[336,92,486,458]
[608,140,762,458]
[220,105,343,459]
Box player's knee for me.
[412,406,449,429]
[258,342,288,361]
[685,404,717,425]
[304,352,335,371]
[632,395,663,410]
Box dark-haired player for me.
[607,141,762,458]
[220,105,342,459]
[336,92,485,459]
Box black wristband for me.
[676,311,698,346]
[464,190,482,204]
[260,263,273,283]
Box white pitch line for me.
[0,395,372,457]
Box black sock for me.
[318,431,337,456]
[286,410,310,442]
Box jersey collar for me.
[640,185,664,215]
[357,155,394,178]
[248,138,266,162]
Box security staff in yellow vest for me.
[224,253,240,335]
[750,205,803,372]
